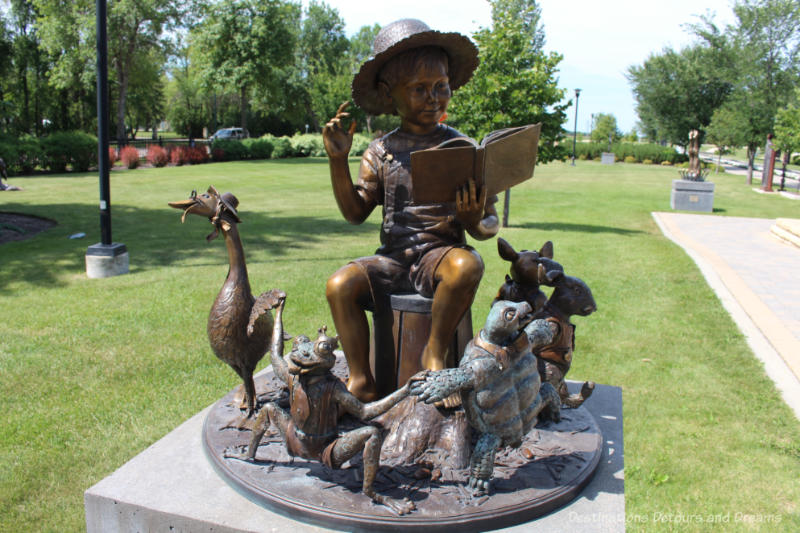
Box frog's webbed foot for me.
[563,380,595,408]
[223,446,256,462]
[467,475,490,497]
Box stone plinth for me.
[601,152,615,165]
[671,180,715,212]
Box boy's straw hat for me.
[352,19,479,116]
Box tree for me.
[590,113,621,145]
[298,1,349,130]
[191,0,300,132]
[450,0,566,163]
[705,104,745,171]
[774,91,800,186]
[691,0,800,183]
[449,0,567,227]
[627,45,731,147]
[34,0,181,143]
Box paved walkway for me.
[653,212,800,421]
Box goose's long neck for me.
[222,222,249,287]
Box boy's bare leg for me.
[326,264,378,402]
[422,247,484,371]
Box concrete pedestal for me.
[671,180,715,212]
[86,243,129,278]
[84,383,624,532]
[601,152,615,165]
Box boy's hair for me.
[378,46,450,90]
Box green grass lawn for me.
[1,159,799,531]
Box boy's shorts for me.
[348,244,480,313]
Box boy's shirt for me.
[357,124,497,256]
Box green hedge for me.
[40,131,97,172]
[573,142,688,164]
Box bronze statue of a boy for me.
[323,19,499,402]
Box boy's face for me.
[389,59,451,135]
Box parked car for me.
[209,127,250,141]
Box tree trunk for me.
[366,115,373,136]
[240,85,248,130]
[746,145,756,185]
[502,189,511,228]
[716,150,722,173]
[116,69,129,145]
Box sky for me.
[308,0,738,133]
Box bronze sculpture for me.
[680,129,708,181]
[494,237,562,314]
[526,269,597,408]
[169,186,276,416]
[323,19,499,402]
[228,291,419,515]
[410,299,561,496]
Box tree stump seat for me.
[369,293,473,398]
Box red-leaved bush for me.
[184,146,209,164]
[147,145,168,167]
[170,146,186,166]
[119,146,139,169]
[108,147,117,165]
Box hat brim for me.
[352,31,479,116]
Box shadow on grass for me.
[0,202,377,291]
[511,222,644,235]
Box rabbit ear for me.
[545,269,564,285]
[497,238,518,262]
[539,241,554,259]
[537,263,547,284]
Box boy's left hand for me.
[455,178,487,230]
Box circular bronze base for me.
[203,367,603,531]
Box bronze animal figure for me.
[169,186,275,416]
[411,300,561,496]
[229,292,418,515]
[525,269,597,408]
[494,237,562,315]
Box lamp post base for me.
[86,243,129,278]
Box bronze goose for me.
[169,186,275,416]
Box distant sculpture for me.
[0,157,21,191]
[229,292,419,515]
[680,129,708,181]
[323,19,498,402]
[526,269,597,408]
[411,300,561,496]
[494,237,562,315]
[169,186,277,416]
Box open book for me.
[409,123,541,204]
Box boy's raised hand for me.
[455,178,487,230]
[323,101,357,159]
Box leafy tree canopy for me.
[590,113,621,144]
[449,0,567,164]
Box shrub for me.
[642,159,653,165]
[147,145,168,167]
[41,131,97,172]
[290,134,325,157]
[109,147,118,165]
[170,146,186,166]
[16,135,44,174]
[0,141,20,175]
[624,155,636,164]
[661,160,673,166]
[243,137,274,160]
[184,146,208,164]
[792,154,800,166]
[271,136,293,158]
[120,146,140,169]
[351,134,371,156]
[211,139,248,161]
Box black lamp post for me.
[571,88,581,166]
[86,0,128,278]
